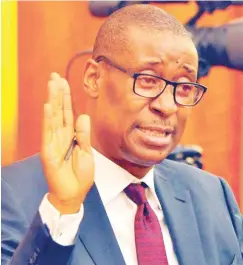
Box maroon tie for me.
[124,183,168,265]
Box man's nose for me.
[149,85,178,116]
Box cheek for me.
[98,78,146,128]
[176,108,191,135]
[94,87,130,140]
[102,76,133,107]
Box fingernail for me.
[50,72,60,80]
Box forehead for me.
[119,26,198,71]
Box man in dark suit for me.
[1,4,243,265]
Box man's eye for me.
[137,76,158,87]
[177,84,194,96]
[182,84,192,91]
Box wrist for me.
[47,193,83,214]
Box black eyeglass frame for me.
[95,55,207,106]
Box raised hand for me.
[40,73,94,214]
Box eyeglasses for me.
[95,56,207,106]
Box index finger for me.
[61,78,74,135]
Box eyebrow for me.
[138,59,197,80]
[139,58,164,68]
[182,63,197,77]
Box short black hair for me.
[93,4,191,59]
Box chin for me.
[121,141,174,167]
[121,127,180,166]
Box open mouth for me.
[136,126,174,147]
[139,128,172,137]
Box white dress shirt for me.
[39,148,179,265]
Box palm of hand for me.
[41,73,94,213]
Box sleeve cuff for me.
[39,194,84,246]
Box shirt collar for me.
[92,148,156,205]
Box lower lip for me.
[136,128,173,147]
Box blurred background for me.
[2,1,243,210]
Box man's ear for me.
[83,58,100,98]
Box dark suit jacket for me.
[1,154,243,265]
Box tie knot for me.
[124,183,147,205]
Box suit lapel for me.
[154,163,207,265]
[78,184,126,265]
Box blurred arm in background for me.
[187,17,243,78]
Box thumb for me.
[75,114,92,153]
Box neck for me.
[113,158,153,179]
[92,145,153,179]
